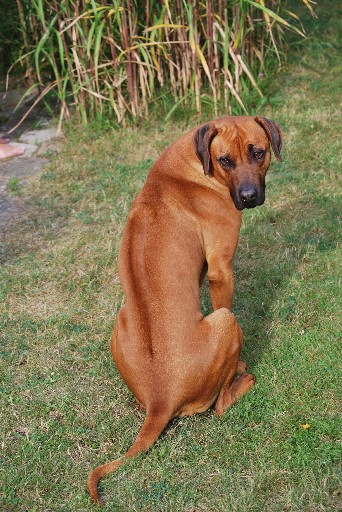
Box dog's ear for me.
[254,116,283,161]
[194,123,219,175]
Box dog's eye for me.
[253,149,265,160]
[218,156,234,168]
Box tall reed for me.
[8,0,315,127]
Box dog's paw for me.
[238,372,256,393]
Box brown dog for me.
[88,115,282,502]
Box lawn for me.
[0,2,341,511]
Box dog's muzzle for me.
[233,184,265,210]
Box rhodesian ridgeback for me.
[88,115,282,502]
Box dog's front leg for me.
[207,253,234,310]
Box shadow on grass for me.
[215,192,339,369]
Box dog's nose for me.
[239,186,258,203]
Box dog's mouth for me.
[234,198,265,210]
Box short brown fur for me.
[88,115,282,503]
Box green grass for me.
[6,177,21,194]
[0,1,341,510]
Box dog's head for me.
[194,116,282,210]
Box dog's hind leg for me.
[178,309,247,416]
[215,365,255,416]
[202,309,255,416]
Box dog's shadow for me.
[200,192,338,368]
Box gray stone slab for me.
[11,142,38,158]
[19,128,61,145]
[0,156,48,180]
[0,193,24,232]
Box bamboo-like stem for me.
[16,0,34,84]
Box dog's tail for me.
[87,410,171,503]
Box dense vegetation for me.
[5,0,314,126]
